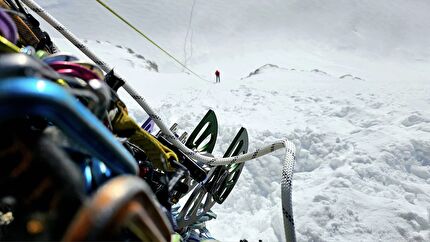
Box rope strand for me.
[95,0,209,82]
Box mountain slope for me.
[51,38,430,241]
[37,0,430,240]
[37,0,430,80]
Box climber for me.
[215,70,220,83]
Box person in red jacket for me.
[215,70,220,83]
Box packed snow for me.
[34,0,430,241]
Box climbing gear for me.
[0,132,85,241]
[21,0,295,168]
[141,117,155,133]
[0,34,19,52]
[1,1,299,241]
[0,7,18,43]
[63,176,173,242]
[42,52,79,64]
[1,0,56,52]
[111,101,178,172]
[49,61,101,82]
[72,60,105,80]
[0,77,138,175]
[176,127,248,230]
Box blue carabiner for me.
[0,77,138,175]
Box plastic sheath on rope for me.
[21,1,297,240]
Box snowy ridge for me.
[37,0,430,81]
[242,64,365,82]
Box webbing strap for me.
[111,102,178,172]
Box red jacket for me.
[215,70,220,76]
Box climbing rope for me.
[20,1,297,240]
[95,0,209,82]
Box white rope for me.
[20,1,297,240]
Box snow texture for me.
[36,0,430,241]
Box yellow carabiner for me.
[0,35,20,53]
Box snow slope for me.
[33,0,430,241]
[37,0,430,81]
[53,38,430,241]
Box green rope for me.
[96,0,209,82]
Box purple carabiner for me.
[49,61,101,82]
[0,8,18,44]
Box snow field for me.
[39,0,430,240]
[68,40,428,241]
[53,38,430,241]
